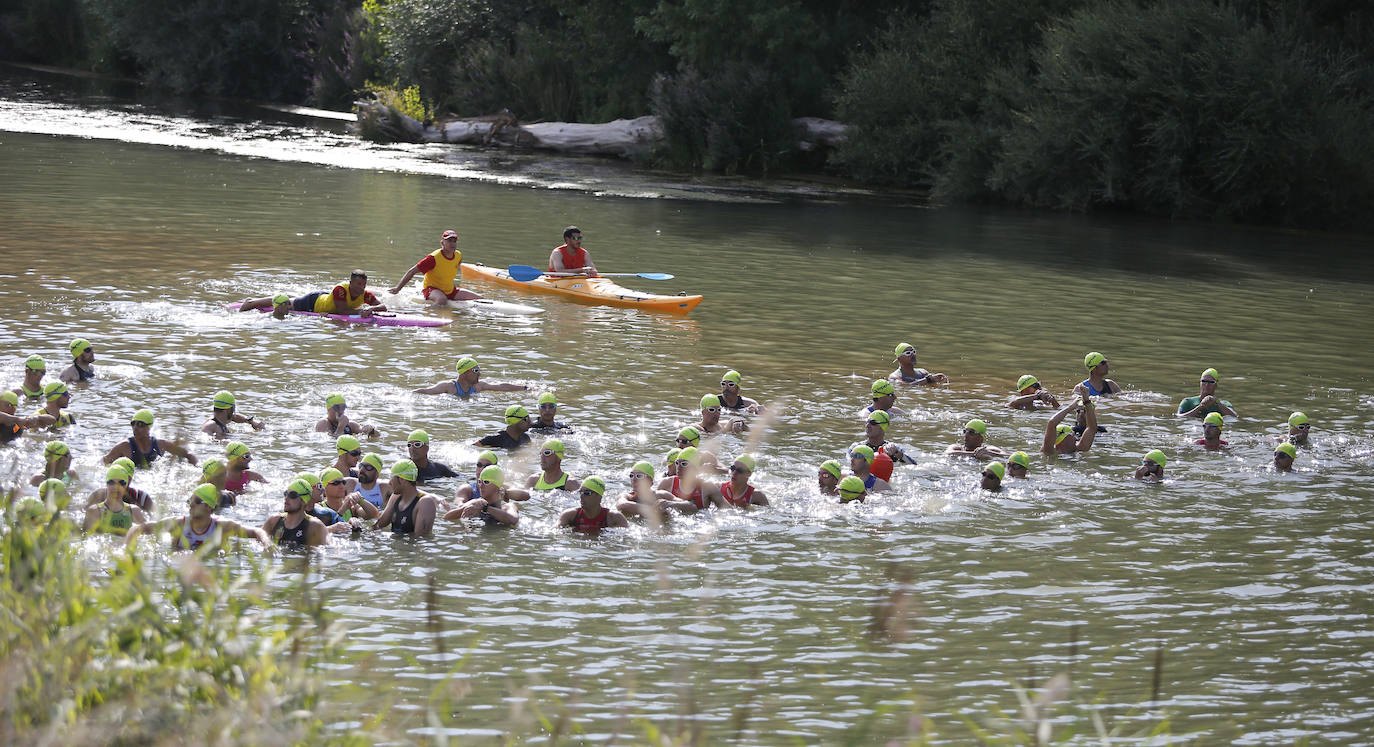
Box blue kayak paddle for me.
[507,264,674,282]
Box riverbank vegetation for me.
[2,0,1370,229]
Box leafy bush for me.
[650,63,794,173]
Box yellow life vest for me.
[314,284,369,314]
[38,407,75,429]
[422,248,462,291]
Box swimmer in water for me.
[1042,385,1098,455]
[945,419,1009,461]
[126,484,269,553]
[1134,450,1166,481]
[1008,375,1060,410]
[414,357,527,396]
[717,370,763,413]
[30,440,77,488]
[1196,412,1229,450]
[530,391,572,433]
[1273,442,1297,472]
[888,343,948,386]
[1080,352,1122,396]
[862,379,909,418]
[11,355,47,400]
[981,462,1005,492]
[698,394,746,435]
[201,391,265,439]
[104,409,198,468]
[59,339,96,384]
[0,390,53,442]
[240,270,387,317]
[1284,412,1311,446]
[474,405,534,449]
[316,393,379,437]
[837,475,867,504]
[224,441,265,495]
[656,447,725,514]
[817,459,843,496]
[1007,451,1031,479]
[846,445,891,492]
[262,477,329,546]
[446,465,526,526]
[1177,368,1237,419]
[616,461,675,520]
[720,454,769,508]
[558,476,629,533]
[374,460,439,536]
[525,438,581,494]
[37,381,76,430]
[83,465,147,535]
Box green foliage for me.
[989,0,1374,227]
[0,0,104,68]
[650,63,795,173]
[0,499,336,742]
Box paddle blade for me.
[507,264,545,282]
[636,272,674,281]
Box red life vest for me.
[550,244,588,271]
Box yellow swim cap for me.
[70,339,91,357]
[201,457,226,478]
[700,394,721,409]
[38,477,69,505]
[984,462,1006,481]
[1008,451,1030,469]
[131,409,154,425]
[44,440,69,460]
[191,484,220,506]
[676,446,700,465]
[1054,424,1074,445]
[477,450,499,466]
[325,392,346,408]
[407,429,430,444]
[721,370,742,385]
[107,464,132,482]
[320,467,345,484]
[212,390,236,409]
[819,460,842,480]
[631,461,654,480]
[677,426,701,446]
[543,438,565,457]
[1203,412,1224,429]
[226,440,250,459]
[479,464,504,486]
[455,357,478,375]
[1016,374,1039,392]
[336,434,361,453]
[581,475,607,495]
[871,380,896,397]
[665,448,681,466]
[24,354,45,371]
[1084,352,1106,370]
[965,419,987,435]
[893,342,916,361]
[391,460,418,482]
[1288,412,1309,427]
[1275,442,1297,459]
[43,381,68,400]
[849,445,875,464]
[361,453,384,472]
[838,476,865,502]
[272,293,290,306]
[734,453,756,473]
[504,405,530,424]
[1201,368,1219,381]
[538,391,557,406]
[295,472,321,490]
[1,390,18,407]
[286,478,314,498]
[113,457,136,475]
[866,410,891,430]
[1144,449,1167,468]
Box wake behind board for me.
[425,296,543,316]
[226,302,451,327]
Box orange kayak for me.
[461,263,703,314]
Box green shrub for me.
[650,63,795,173]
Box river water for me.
[2,70,1374,743]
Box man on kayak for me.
[60,339,97,383]
[414,357,527,396]
[549,226,598,277]
[389,229,481,303]
[201,391,264,439]
[315,393,379,437]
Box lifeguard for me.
[390,229,482,303]
[548,226,598,277]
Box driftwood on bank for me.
[353,100,847,160]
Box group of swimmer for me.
[4,228,1314,551]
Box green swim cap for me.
[191,484,220,506]
[537,391,557,406]
[24,354,45,371]
[1054,423,1074,445]
[407,429,430,444]
[866,410,891,430]
[43,381,68,400]
[113,457,136,475]
[631,461,655,480]
[325,392,346,408]
[504,405,529,424]
[212,390,236,409]
[1143,449,1167,468]
[581,475,607,496]
[226,440,250,459]
[336,434,361,453]
[677,426,700,446]
[871,379,896,397]
[965,419,987,435]
[893,342,916,361]
[477,450,499,466]
[391,460,418,482]
[700,394,721,409]
[849,445,875,464]
[107,464,132,482]
[984,462,1006,481]
[285,478,314,498]
[734,454,756,473]
[320,467,345,484]
[70,339,91,357]
[1203,412,1225,429]
[1288,412,1309,427]
[1084,352,1106,370]
[1201,368,1219,381]
[201,457,226,478]
[295,472,322,490]
[1008,451,1030,469]
[361,452,384,472]
[676,446,700,465]
[455,357,478,375]
[1275,442,1298,459]
[272,293,290,306]
[542,438,565,457]
[819,459,843,480]
[479,464,503,486]
[37,477,69,506]
[665,448,681,466]
[838,476,866,502]
[44,440,69,461]
[131,409,154,425]
[722,370,742,385]
[1016,374,1039,391]
[0,390,18,407]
